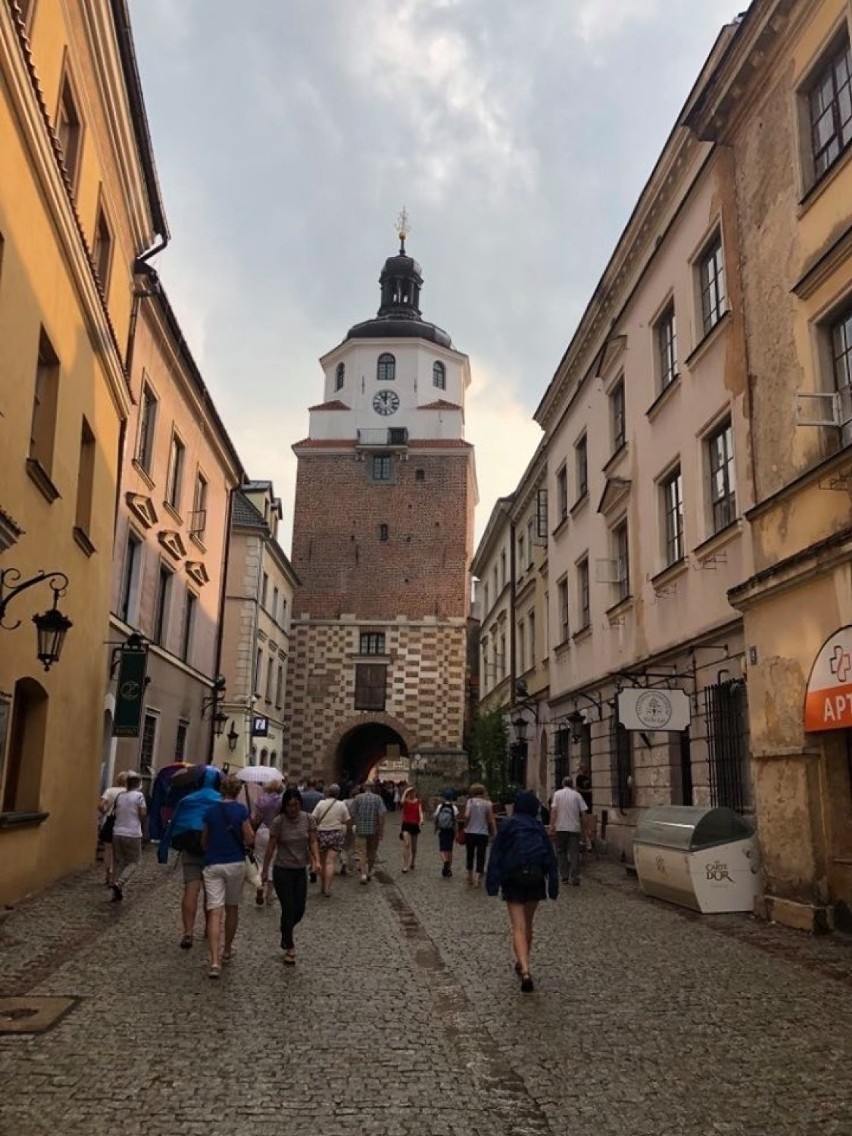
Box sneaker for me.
[255,888,265,906]
[520,974,535,994]
[208,965,221,980]
[110,884,123,902]
[360,874,369,885]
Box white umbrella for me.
[234,765,281,784]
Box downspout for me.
[208,484,236,763]
[508,518,517,711]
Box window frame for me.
[805,31,852,186]
[706,418,737,535]
[698,233,727,336]
[335,361,345,391]
[613,520,630,602]
[55,59,83,192]
[577,557,590,630]
[371,454,392,482]
[180,590,197,664]
[119,530,143,625]
[557,577,569,643]
[153,562,172,646]
[574,434,588,500]
[432,360,446,389]
[660,465,684,568]
[92,196,113,294]
[74,415,96,541]
[828,302,852,443]
[354,663,387,711]
[191,471,208,541]
[556,464,568,522]
[359,631,386,655]
[30,328,60,477]
[136,378,157,473]
[609,376,626,454]
[656,302,678,391]
[165,430,186,514]
[377,353,396,382]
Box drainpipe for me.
[208,485,236,763]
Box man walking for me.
[111,771,147,902]
[350,781,386,883]
[549,776,587,886]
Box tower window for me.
[379,524,389,541]
[377,353,396,381]
[360,632,386,655]
[433,361,446,389]
[335,362,345,391]
[372,455,391,481]
[415,469,425,481]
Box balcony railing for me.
[356,427,409,447]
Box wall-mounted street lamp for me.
[565,691,605,743]
[0,568,72,672]
[201,675,228,754]
[226,721,240,751]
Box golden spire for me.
[395,206,410,253]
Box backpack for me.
[437,803,455,830]
[170,828,204,856]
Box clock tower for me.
[286,222,477,785]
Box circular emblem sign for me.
[634,691,673,729]
[120,680,141,700]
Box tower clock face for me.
[372,389,400,416]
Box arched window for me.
[335,362,345,391]
[433,361,446,389]
[377,353,395,381]
[260,747,268,764]
[379,523,389,541]
[3,677,49,812]
[270,751,277,768]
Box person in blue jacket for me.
[158,766,222,949]
[486,790,558,993]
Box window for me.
[707,419,736,533]
[265,653,274,703]
[355,663,386,710]
[830,305,852,441]
[611,714,634,810]
[261,572,269,609]
[433,361,446,389]
[153,563,172,645]
[499,632,506,679]
[30,330,60,475]
[557,465,568,521]
[377,353,396,381]
[92,202,112,291]
[808,36,852,182]
[3,677,48,813]
[614,521,630,602]
[56,72,82,189]
[610,378,626,453]
[335,362,345,391]
[528,611,536,667]
[275,663,284,709]
[500,549,507,588]
[180,591,196,663]
[578,558,590,629]
[360,632,386,655]
[557,578,570,642]
[526,518,534,568]
[74,417,95,540]
[415,468,425,482]
[483,582,489,612]
[656,304,677,390]
[379,523,389,541]
[706,678,749,811]
[191,473,208,541]
[575,435,588,500]
[492,566,498,599]
[372,455,391,481]
[136,381,157,472]
[517,621,526,673]
[255,648,263,696]
[174,719,188,763]
[119,531,142,624]
[661,467,684,566]
[699,235,726,335]
[140,712,158,774]
[165,432,185,512]
[517,533,525,573]
[271,586,279,623]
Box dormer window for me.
[335,362,345,391]
[377,353,395,381]
[433,361,446,389]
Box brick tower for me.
[286,219,476,785]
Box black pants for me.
[273,866,307,950]
[466,833,488,874]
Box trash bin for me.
[632,805,760,914]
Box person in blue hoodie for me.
[158,766,222,949]
[486,790,558,993]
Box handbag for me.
[455,828,467,846]
[98,790,124,844]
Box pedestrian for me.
[349,781,386,884]
[434,790,458,878]
[261,789,320,964]
[463,783,496,887]
[300,778,323,813]
[312,784,351,897]
[250,777,283,906]
[110,771,147,902]
[201,775,255,979]
[162,765,222,949]
[399,785,423,873]
[549,776,588,885]
[340,788,359,876]
[575,762,594,850]
[98,770,128,887]
[486,790,558,993]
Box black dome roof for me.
[345,241,452,348]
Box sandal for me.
[208,965,221,980]
[282,950,296,965]
[520,973,535,993]
[179,935,193,950]
[222,947,235,963]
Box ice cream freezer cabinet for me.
[632,805,760,914]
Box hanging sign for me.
[804,625,852,732]
[251,715,270,737]
[113,641,149,737]
[618,687,691,732]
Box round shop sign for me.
[634,690,674,729]
[804,625,852,732]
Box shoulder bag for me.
[99,791,124,844]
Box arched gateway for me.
[333,716,414,785]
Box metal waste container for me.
[633,805,760,913]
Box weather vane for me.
[395,206,410,253]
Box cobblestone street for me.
[2,822,851,1136]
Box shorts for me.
[501,879,547,905]
[182,851,205,883]
[202,861,245,908]
[317,829,345,852]
[401,822,421,837]
[437,828,455,853]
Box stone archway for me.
[332,714,415,786]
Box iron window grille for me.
[610,379,626,452]
[174,720,188,763]
[661,468,684,566]
[360,632,386,655]
[355,663,387,710]
[808,37,852,182]
[699,237,726,335]
[554,727,570,787]
[611,711,633,811]
[657,304,677,390]
[707,420,736,533]
[705,678,749,812]
[377,353,396,381]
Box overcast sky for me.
[130,0,740,550]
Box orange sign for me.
[804,626,852,732]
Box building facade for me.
[216,483,298,771]
[0,0,166,901]
[107,285,244,785]
[691,0,852,931]
[286,231,477,785]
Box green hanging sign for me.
[113,640,149,737]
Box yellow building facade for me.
[0,0,166,902]
[689,0,852,931]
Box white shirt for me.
[112,789,146,838]
[312,799,350,832]
[550,787,587,833]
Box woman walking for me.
[485,791,558,993]
[201,776,254,979]
[434,790,458,878]
[261,789,320,964]
[110,772,147,902]
[251,778,283,906]
[399,786,423,873]
[464,783,496,887]
[312,784,351,896]
[98,770,128,887]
